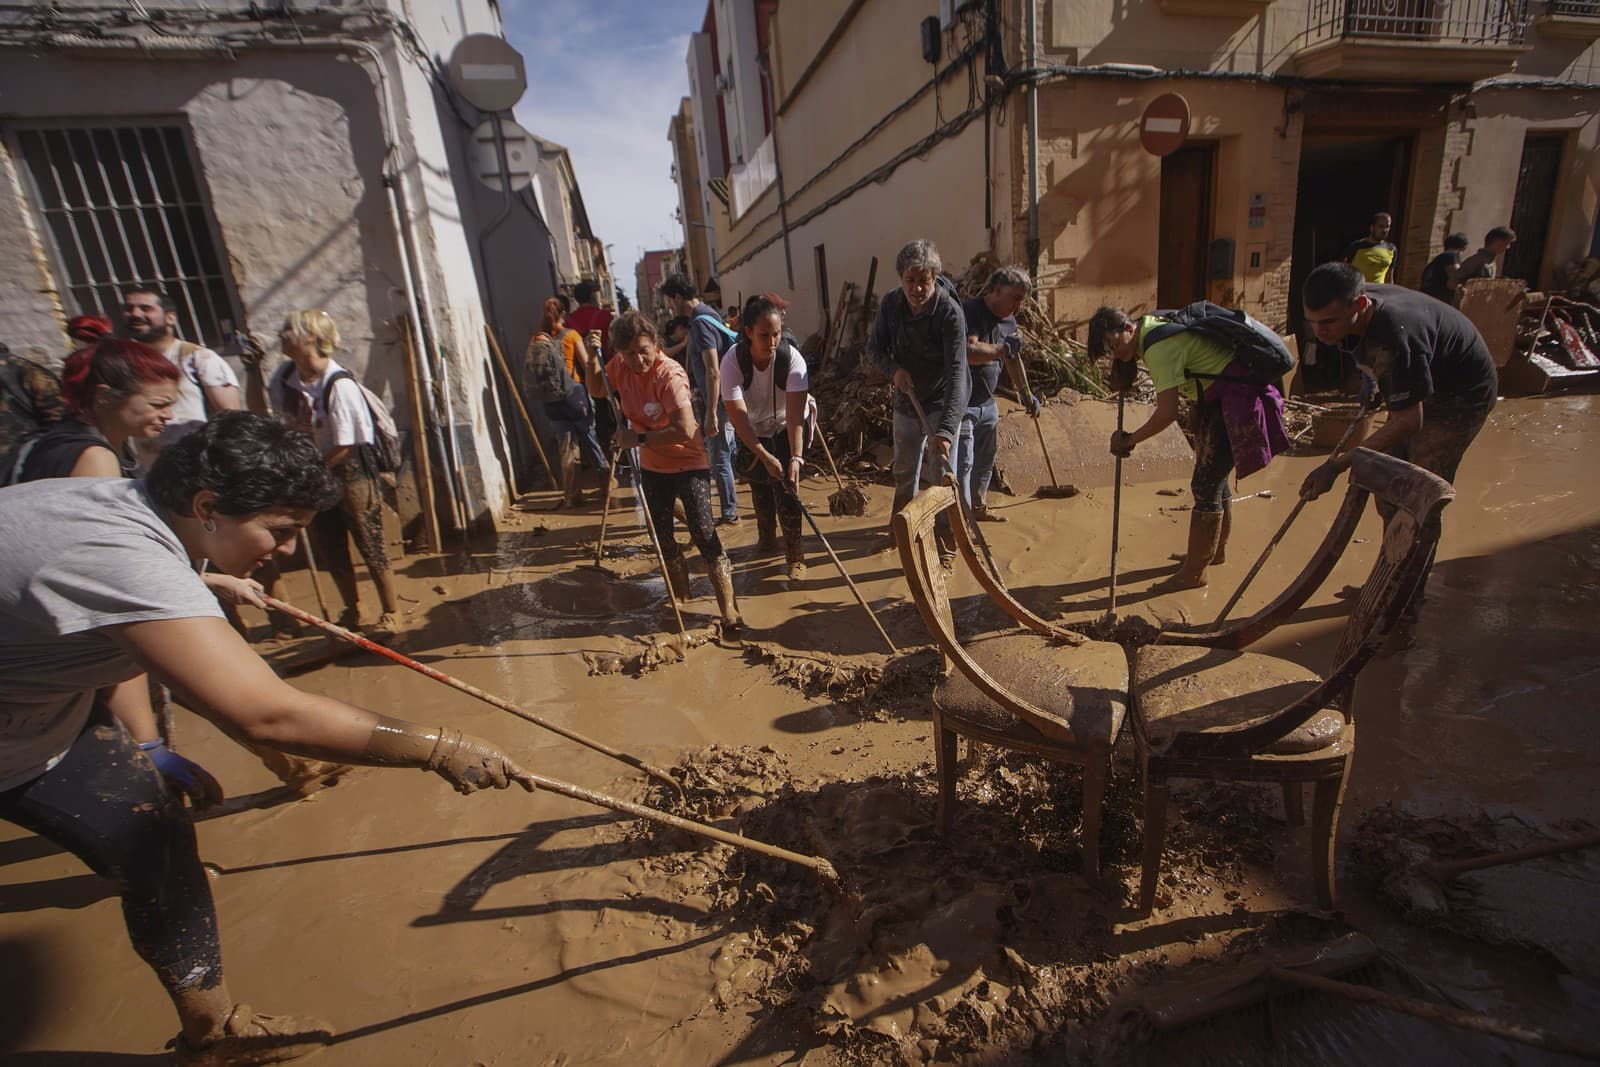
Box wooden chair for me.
[893,481,1129,884]
[1131,449,1454,913]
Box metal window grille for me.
[12,122,240,345]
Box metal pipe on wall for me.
[1025,0,1041,281]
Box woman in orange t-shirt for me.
[589,311,742,631]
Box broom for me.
[817,428,867,517]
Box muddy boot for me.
[664,554,692,601]
[784,533,807,585]
[752,490,778,553]
[1212,501,1232,565]
[710,554,744,632]
[1151,511,1224,593]
[171,1001,334,1066]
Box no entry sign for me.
[1140,92,1191,157]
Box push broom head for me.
[828,481,868,517]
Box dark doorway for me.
[1503,132,1564,288]
[1289,133,1411,389]
[1158,143,1215,308]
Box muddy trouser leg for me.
[1377,397,1493,614]
[674,468,726,566]
[571,388,610,472]
[1189,400,1235,515]
[954,410,977,512]
[968,400,1000,508]
[341,452,396,615]
[890,409,926,517]
[0,707,223,1005]
[309,474,357,614]
[639,468,686,563]
[759,431,803,540]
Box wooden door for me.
[1503,133,1564,288]
[1159,144,1215,309]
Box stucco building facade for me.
[676,0,1600,345]
[0,0,608,537]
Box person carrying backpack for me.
[0,341,67,471]
[661,273,742,526]
[1089,300,1292,592]
[721,293,812,583]
[268,309,399,635]
[527,296,608,507]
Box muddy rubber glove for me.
[139,739,225,809]
[362,716,536,795]
[1023,393,1042,418]
[1002,334,1022,361]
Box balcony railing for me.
[1548,0,1599,14]
[1305,0,1530,45]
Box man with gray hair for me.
[865,239,970,554]
[958,265,1037,522]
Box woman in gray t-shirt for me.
[0,412,534,1063]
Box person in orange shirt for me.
[587,311,742,631]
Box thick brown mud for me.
[3,395,1599,1062]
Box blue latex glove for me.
[1002,334,1022,360]
[1023,393,1042,418]
[139,739,224,809]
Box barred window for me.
[13,122,240,345]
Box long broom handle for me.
[593,448,617,567]
[1214,394,1373,625]
[784,485,897,654]
[298,530,331,621]
[630,443,691,643]
[1014,357,1062,490]
[1108,394,1125,616]
[262,596,683,794]
[523,767,840,887]
[1426,830,1600,882]
[815,426,850,493]
[1267,967,1600,1061]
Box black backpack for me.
[0,345,65,481]
[526,329,579,405]
[734,338,793,392]
[1144,302,1296,385]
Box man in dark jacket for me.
[865,239,970,552]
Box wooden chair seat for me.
[1133,449,1456,915]
[936,632,1127,750]
[1132,645,1346,757]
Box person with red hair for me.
[6,337,180,483]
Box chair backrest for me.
[1160,482,1369,650]
[892,484,1080,744]
[1164,451,1453,758]
[1326,449,1454,679]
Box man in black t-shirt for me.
[1419,232,1469,303]
[958,266,1037,523]
[1300,263,1497,641]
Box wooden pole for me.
[398,319,443,552]
[483,323,557,488]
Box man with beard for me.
[121,284,240,460]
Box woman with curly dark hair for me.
[0,411,536,1064]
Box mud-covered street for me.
[4,392,1597,1064]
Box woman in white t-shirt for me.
[720,293,811,583]
[269,309,398,633]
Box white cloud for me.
[506,2,703,302]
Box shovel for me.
[1014,356,1076,499]
[1105,392,1127,623]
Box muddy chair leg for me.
[1081,758,1109,889]
[934,722,959,834]
[1283,782,1306,826]
[1140,778,1171,916]
[1311,769,1350,911]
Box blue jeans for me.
[890,407,952,515]
[956,399,999,512]
[543,385,609,472]
[706,414,738,520]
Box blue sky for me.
[503,0,708,304]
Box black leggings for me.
[742,431,803,540]
[0,707,222,995]
[638,467,724,564]
[1190,399,1234,514]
